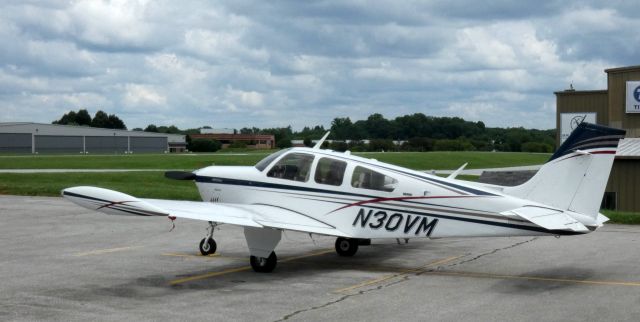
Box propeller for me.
[164,171,196,180]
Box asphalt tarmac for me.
[1,195,639,321]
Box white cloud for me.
[123,84,166,108]
[1,1,639,130]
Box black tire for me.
[199,237,217,256]
[250,251,277,273]
[335,237,358,256]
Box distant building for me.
[190,133,275,149]
[200,128,235,134]
[555,65,640,212]
[0,122,186,154]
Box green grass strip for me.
[602,210,640,225]
[0,172,200,200]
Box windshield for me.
[254,148,290,171]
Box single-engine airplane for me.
[63,123,625,272]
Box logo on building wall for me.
[625,81,640,113]
[570,115,586,130]
[560,113,596,144]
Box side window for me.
[267,153,314,182]
[314,157,347,186]
[351,166,398,192]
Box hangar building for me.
[555,65,640,212]
[0,122,186,154]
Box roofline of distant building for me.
[0,122,184,138]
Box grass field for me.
[0,172,200,200]
[0,151,550,170]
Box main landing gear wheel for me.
[199,237,217,255]
[250,251,277,273]
[335,237,358,256]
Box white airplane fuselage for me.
[193,148,576,240]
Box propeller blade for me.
[164,171,196,180]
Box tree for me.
[144,124,159,132]
[52,111,78,125]
[330,117,354,140]
[90,111,109,128]
[75,109,92,126]
[303,137,312,147]
[107,114,126,130]
[276,138,292,148]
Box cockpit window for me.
[351,166,398,192]
[267,153,314,182]
[314,157,347,186]
[255,149,290,171]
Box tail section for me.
[505,123,625,219]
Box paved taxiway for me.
[1,195,639,321]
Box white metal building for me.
[0,122,186,154]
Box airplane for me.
[62,122,625,273]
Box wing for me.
[500,206,589,232]
[62,186,349,237]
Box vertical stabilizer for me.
[505,123,625,219]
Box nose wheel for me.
[199,221,218,256]
[250,251,277,272]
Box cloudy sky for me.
[1,1,638,130]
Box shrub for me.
[277,138,292,148]
[188,139,221,152]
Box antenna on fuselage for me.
[313,132,331,149]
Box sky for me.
[1,0,639,130]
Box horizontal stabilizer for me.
[501,206,589,232]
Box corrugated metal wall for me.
[605,159,640,212]
[34,135,83,153]
[555,91,608,146]
[85,136,128,153]
[0,133,32,153]
[130,137,167,153]
[607,69,640,137]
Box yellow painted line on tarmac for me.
[73,245,142,257]
[334,255,463,294]
[169,249,334,285]
[425,270,640,287]
[162,253,220,259]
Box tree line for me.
[235,113,555,153]
[52,109,126,130]
[52,110,555,152]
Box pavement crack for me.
[274,294,350,321]
[448,237,538,268]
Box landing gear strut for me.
[199,221,217,256]
[250,251,277,272]
[335,237,359,256]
